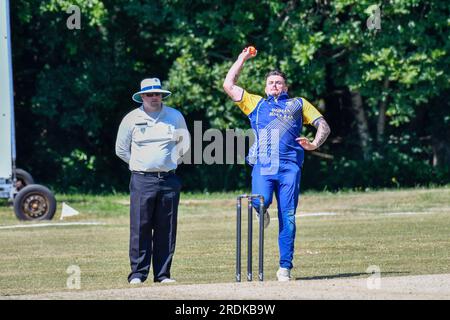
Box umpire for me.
[115,78,190,284]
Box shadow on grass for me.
[296,271,410,281]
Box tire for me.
[14,168,35,192]
[14,184,57,221]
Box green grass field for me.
[0,187,449,296]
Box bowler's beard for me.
[267,90,285,98]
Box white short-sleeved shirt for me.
[115,105,190,172]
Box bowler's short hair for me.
[265,70,287,84]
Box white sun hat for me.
[132,78,172,103]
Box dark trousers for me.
[128,172,181,283]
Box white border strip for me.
[0,222,106,230]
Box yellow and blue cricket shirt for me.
[235,90,323,166]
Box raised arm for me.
[296,118,331,151]
[223,47,256,101]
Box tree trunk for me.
[432,137,450,167]
[350,90,372,160]
[376,78,389,144]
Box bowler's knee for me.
[251,198,271,212]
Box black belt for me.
[132,170,175,178]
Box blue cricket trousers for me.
[251,160,301,270]
[128,171,181,283]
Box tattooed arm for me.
[223,47,255,101]
[296,118,331,151]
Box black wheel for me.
[14,184,57,221]
[14,168,35,192]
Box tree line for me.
[10,0,450,193]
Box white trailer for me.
[1,0,56,220]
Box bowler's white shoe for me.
[276,268,291,282]
[129,278,142,284]
[257,210,270,229]
[160,278,176,284]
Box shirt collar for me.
[139,104,165,115]
[267,92,290,102]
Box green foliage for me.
[10,0,450,193]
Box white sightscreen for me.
[0,0,13,179]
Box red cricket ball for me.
[248,46,257,56]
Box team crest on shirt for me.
[269,108,294,120]
[268,98,303,122]
[135,122,148,134]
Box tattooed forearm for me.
[223,57,246,101]
[233,69,241,84]
[312,118,331,148]
[225,58,244,86]
[230,63,245,87]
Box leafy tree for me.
[10,0,449,193]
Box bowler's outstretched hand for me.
[296,137,318,151]
[239,47,257,62]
